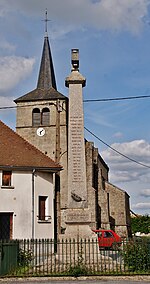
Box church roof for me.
[15,34,67,103]
[0,120,62,172]
[14,87,67,103]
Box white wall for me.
[0,170,54,239]
[34,171,54,239]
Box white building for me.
[0,120,62,239]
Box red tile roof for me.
[0,120,62,172]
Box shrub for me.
[18,248,32,267]
[68,264,89,277]
[122,239,150,272]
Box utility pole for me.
[54,99,61,240]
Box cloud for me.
[132,202,150,210]
[102,140,150,183]
[140,189,150,197]
[95,0,150,34]
[102,140,150,163]
[0,96,15,107]
[113,132,123,138]
[0,56,35,93]
[0,0,150,35]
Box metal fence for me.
[0,237,150,277]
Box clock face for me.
[36,127,45,137]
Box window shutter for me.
[41,108,50,126]
[32,108,41,126]
[2,171,12,186]
[39,196,47,220]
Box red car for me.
[92,229,122,249]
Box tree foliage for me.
[122,238,150,272]
[131,215,150,234]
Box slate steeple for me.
[15,12,66,103]
[37,31,57,90]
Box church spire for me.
[37,10,57,90]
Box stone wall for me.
[85,140,131,237]
[105,181,131,237]
[85,141,110,230]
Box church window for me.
[32,108,40,126]
[2,171,12,187]
[41,108,50,126]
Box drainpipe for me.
[32,169,35,239]
[55,100,61,240]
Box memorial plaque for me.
[66,210,91,223]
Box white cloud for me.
[91,0,150,34]
[113,132,123,138]
[0,96,15,107]
[102,140,150,183]
[0,0,150,35]
[0,56,35,93]
[140,189,150,197]
[132,202,150,210]
[103,140,150,161]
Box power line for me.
[1,98,150,169]
[0,102,58,111]
[0,94,150,111]
[0,106,16,110]
[84,126,150,169]
[83,94,150,102]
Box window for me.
[41,108,50,126]
[32,108,40,126]
[32,107,50,126]
[38,196,47,221]
[104,231,113,238]
[2,171,12,187]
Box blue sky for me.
[0,0,150,216]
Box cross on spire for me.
[43,9,51,36]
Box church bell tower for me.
[14,12,68,237]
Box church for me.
[14,24,132,239]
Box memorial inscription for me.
[66,210,90,223]
[70,115,83,182]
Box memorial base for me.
[58,209,99,266]
[61,208,96,239]
[64,224,96,239]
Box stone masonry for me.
[63,49,96,238]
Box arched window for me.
[32,108,40,126]
[41,108,50,126]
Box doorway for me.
[0,213,13,239]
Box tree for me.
[131,215,150,234]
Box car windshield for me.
[104,231,113,238]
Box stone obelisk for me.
[64,49,95,238]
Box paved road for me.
[0,281,149,284]
[47,282,150,284]
[0,277,150,284]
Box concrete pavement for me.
[0,275,150,283]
